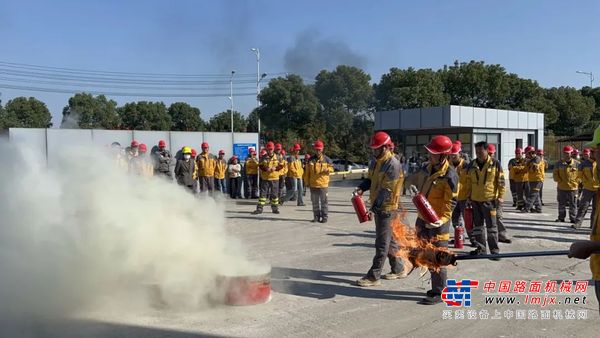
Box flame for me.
[390,209,456,272]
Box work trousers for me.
[310,187,328,219]
[416,218,449,295]
[256,180,279,212]
[525,181,542,212]
[557,189,577,222]
[284,177,304,205]
[472,200,499,254]
[367,212,404,280]
[199,176,214,193]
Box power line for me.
[0,84,258,98]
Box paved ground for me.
[4,178,600,337]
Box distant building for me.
[374,105,545,170]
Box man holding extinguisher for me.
[404,135,458,305]
[354,131,406,287]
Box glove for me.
[425,220,444,229]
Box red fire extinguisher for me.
[410,186,440,224]
[351,192,371,223]
[463,204,474,233]
[454,225,464,249]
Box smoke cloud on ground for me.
[0,140,263,320]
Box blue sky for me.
[1,0,599,126]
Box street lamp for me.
[229,70,235,133]
[576,70,594,88]
[251,48,262,137]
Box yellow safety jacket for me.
[526,156,544,182]
[405,160,458,234]
[276,153,287,177]
[259,154,282,181]
[454,159,469,201]
[590,187,600,280]
[540,158,548,180]
[196,152,217,177]
[129,156,154,177]
[245,156,259,175]
[357,150,402,213]
[287,156,304,179]
[304,154,334,188]
[508,157,528,183]
[465,156,506,202]
[579,159,599,192]
[214,158,227,180]
[553,159,579,191]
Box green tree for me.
[168,102,205,131]
[208,110,247,132]
[61,93,120,129]
[314,65,374,113]
[545,87,595,136]
[118,101,172,130]
[0,102,7,129]
[374,67,449,110]
[258,74,320,143]
[3,97,52,128]
[247,108,259,133]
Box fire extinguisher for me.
[463,204,474,233]
[454,225,464,249]
[410,185,440,224]
[351,192,371,223]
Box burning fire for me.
[390,211,456,272]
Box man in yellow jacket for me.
[214,150,228,195]
[252,141,283,214]
[274,143,287,204]
[245,148,259,199]
[465,141,506,259]
[573,148,598,229]
[449,141,474,245]
[522,146,543,213]
[304,140,334,223]
[355,132,407,288]
[508,148,528,210]
[284,144,305,206]
[553,146,579,223]
[405,135,457,305]
[196,142,217,194]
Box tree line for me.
[1,60,599,161]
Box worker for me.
[573,148,598,229]
[196,142,216,194]
[487,144,511,243]
[284,144,305,206]
[245,148,259,199]
[449,141,474,245]
[405,135,457,304]
[523,146,543,213]
[465,141,505,259]
[508,148,526,208]
[572,148,581,162]
[273,143,286,204]
[553,146,579,223]
[355,131,407,287]
[129,143,154,177]
[304,140,334,223]
[214,150,228,194]
[536,149,548,206]
[152,139,172,178]
[127,140,140,161]
[174,147,196,193]
[228,156,243,199]
[110,142,128,170]
[252,142,283,214]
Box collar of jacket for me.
[453,158,465,170]
[427,159,450,179]
[375,149,393,164]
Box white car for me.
[332,159,367,172]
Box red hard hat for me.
[487,144,496,154]
[572,149,579,155]
[515,147,523,155]
[313,140,324,150]
[191,148,197,157]
[536,149,544,155]
[158,139,166,148]
[563,145,574,153]
[305,154,311,160]
[131,140,139,148]
[424,135,453,154]
[139,144,147,153]
[524,145,535,153]
[583,148,592,155]
[369,131,391,149]
[219,150,225,155]
[293,143,301,151]
[275,143,283,150]
[232,155,238,160]
[449,141,462,155]
[266,141,275,150]
[281,149,286,155]
[201,142,209,149]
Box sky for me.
[1,0,599,127]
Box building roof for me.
[375,105,544,131]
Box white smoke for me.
[0,140,263,319]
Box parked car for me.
[332,159,367,172]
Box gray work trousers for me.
[284,177,304,205]
[367,212,404,280]
[199,176,214,193]
[496,201,509,239]
[310,187,328,219]
[575,189,596,226]
[525,181,542,212]
[416,218,449,295]
[472,200,499,254]
[557,189,577,221]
